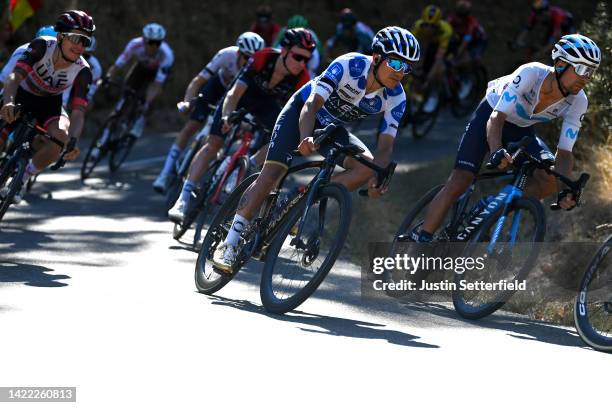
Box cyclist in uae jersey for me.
[152,32,264,194]
[0,10,94,203]
[167,28,314,223]
[105,23,174,139]
[412,34,601,243]
[211,26,420,272]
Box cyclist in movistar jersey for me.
[152,32,264,194]
[412,34,601,243]
[211,26,420,272]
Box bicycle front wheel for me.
[452,197,546,319]
[260,183,352,314]
[574,235,612,353]
[81,118,113,180]
[0,156,26,222]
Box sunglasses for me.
[571,62,597,79]
[290,51,311,63]
[386,58,412,74]
[63,33,92,47]
[146,39,162,47]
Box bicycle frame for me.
[209,129,254,204]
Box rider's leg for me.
[174,134,224,203]
[27,116,69,180]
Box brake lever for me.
[50,137,76,171]
[359,162,397,197]
[550,173,590,211]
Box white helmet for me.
[236,32,265,56]
[143,23,166,41]
[552,34,601,67]
[371,26,420,62]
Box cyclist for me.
[273,15,322,77]
[249,5,280,46]
[446,0,487,98]
[211,26,420,272]
[412,34,600,243]
[0,10,94,203]
[412,4,454,113]
[63,36,102,111]
[167,28,315,223]
[152,32,265,194]
[105,23,174,140]
[326,8,374,58]
[515,0,575,61]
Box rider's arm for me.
[486,110,506,152]
[2,39,46,106]
[221,81,248,119]
[183,75,207,102]
[298,92,325,141]
[67,67,93,141]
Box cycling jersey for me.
[486,62,587,151]
[299,53,405,138]
[15,37,92,110]
[412,19,453,51]
[114,37,174,83]
[198,46,242,88]
[237,48,310,108]
[327,21,374,53]
[527,6,574,42]
[447,15,486,43]
[63,54,102,108]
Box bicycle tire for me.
[192,156,250,248]
[172,159,222,241]
[412,91,439,139]
[260,183,352,314]
[109,129,136,173]
[574,234,612,353]
[80,118,114,180]
[450,69,480,118]
[194,173,259,295]
[0,156,26,222]
[452,197,546,319]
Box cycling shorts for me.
[15,87,65,129]
[189,73,226,123]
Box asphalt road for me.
[0,110,609,407]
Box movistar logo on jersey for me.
[566,128,579,139]
[502,91,517,103]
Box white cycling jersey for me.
[198,46,242,88]
[0,43,28,84]
[114,37,174,83]
[299,52,406,138]
[486,62,588,151]
[63,54,102,108]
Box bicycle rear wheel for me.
[452,197,546,319]
[194,173,259,295]
[0,156,26,222]
[412,90,439,139]
[260,183,352,314]
[574,235,612,353]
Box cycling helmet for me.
[422,5,442,24]
[143,23,166,41]
[532,0,550,11]
[36,25,57,38]
[236,32,265,56]
[371,26,421,62]
[552,34,601,67]
[340,8,357,28]
[287,14,309,29]
[85,36,97,53]
[54,10,95,35]
[281,28,316,51]
[456,0,472,17]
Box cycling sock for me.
[225,214,250,247]
[160,144,182,176]
[22,161,39,182]
[179,180,196,203]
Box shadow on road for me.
[0,261,70,287]
[207,294,439,349]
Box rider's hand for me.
[1,102,17,124]
[298,137,318,156]
[366,176,388,198]
[177,101,191,114]
[64,146,80,161]
[489,147,513,169]
[557,189,577,211]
